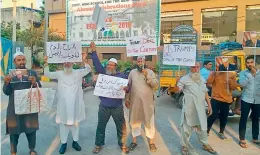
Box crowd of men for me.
[3,42,260,155]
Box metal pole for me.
[12,0,17,42]
[31,3,34,27]
[44,0,48,55]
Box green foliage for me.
[49,64,58,72]
[73,63,81,69]
[39,0,45,20]
[1,21,21,40]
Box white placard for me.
[94,74,128,99]
[46,42,82,63]
[163,44,197,66]
[126,36,157,57]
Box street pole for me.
[44,0,48,55]
[12,0,17,42]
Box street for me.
[1,82,259,155]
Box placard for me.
[46,42,82,63]
[66,0,160,46]
[215,56,238,72]
[9,69,29,83]
[126,36,157,56]
[243,31,260,48]
[94,74,128,98]
[163,44,196,66]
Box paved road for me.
[1,82,259,155]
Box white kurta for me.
[44,64,91,125]
[177,74,208,131]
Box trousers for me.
[131,114,155,139]
[95,105,126,147]
[239,100,260,140]
[207,99,230,133]
[181,118,208,155]
[60,124,79,144]
[10,131,36,154]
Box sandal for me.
[181,146,188,155]
[128,142,137,151]
[29,150,37,155]
[92,146,102,154]
[121,146,129,154]
[149,143,157,152]
[252,140,260,146]
[218,133,227,140]
[239,141,248,148]
[202,145,217,154]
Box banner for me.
[66,0,161,46]
[46,42,82,63]
[126,36,157,56]
[243,31,260,48]
[94,74,128,98]
[163,44,196,66]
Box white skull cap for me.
[108,58,117,64]
[13,52,25,60]
[137,55,146,60]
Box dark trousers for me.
[10,131,36,154]
[207,99,230,133]
[95,105,126,147]
[239,100,260,140]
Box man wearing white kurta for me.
[173,62,216,155]
[125,56,158,152]
[44,56,91,154]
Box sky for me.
[36,0,43,9]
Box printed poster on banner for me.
[94,74,128,99]
[163,44,196,66]
[46,42,82,63]
[242,31,260,48]
[126,36,157,56]
[66,0,161,46]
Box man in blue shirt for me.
[89,42,129,154]
[200,61,213,96]
[238,55,260,148]
[200,61,212,81]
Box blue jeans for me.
[239,100,260,140]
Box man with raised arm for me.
[88,42,129,154]
[44,54,91,154]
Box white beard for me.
[64,67,73,74]
[191,72,201,83]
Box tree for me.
[1,21,21,40]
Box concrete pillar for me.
[236,5,246,43]
[193,8,202,46]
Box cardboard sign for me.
[94,74,128,99]
[215,56,238,72]
[163,44,196,66]
[46,42,82,63]
[126,36,157,57]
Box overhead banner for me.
[163,44,196,66]
[66,0,161,47]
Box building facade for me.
[1,0,36,9]
[47,0,260,67]
[1,7,41,30]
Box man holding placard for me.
[172,62,216,155]
[125,56,158,152]
[3,52,41,155]
[88,42,129,154]
[43,54,91,154]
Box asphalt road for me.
[1,82,259,155]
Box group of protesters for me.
[3,41,260,155]
[175,56,260,155]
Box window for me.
[103,53,121,60]
[246,6,260,31]
[120,30,125,38]
[202,8,237,45]
[161,13,193,44]
[133,55,153,61]
[133,30,138,36]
